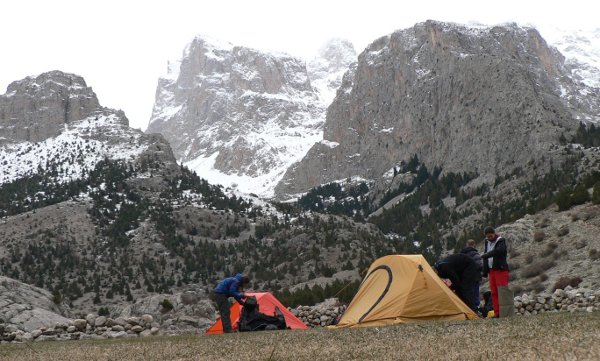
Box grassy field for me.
[1,312,599,361]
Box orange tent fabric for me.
[205,292,309,334]
[332,255,479,328]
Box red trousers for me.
[488,269,509,317]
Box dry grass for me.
[2,312,600,361]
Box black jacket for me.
[482,236,509,275]
[460,246,483,281]
[434,253,480,291]
[460,247,483,270]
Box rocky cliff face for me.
[0,71,113,145]
[147,36,355,197]
[0,71,175,185]
[275,21,600,198]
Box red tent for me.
[205,292,308,334]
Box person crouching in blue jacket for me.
[212,273,250,333]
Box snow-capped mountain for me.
[275,21,600,198]
[541,27,600,89]
[146,36,356,198]
[307,38,358,106]
[0,71,175,186]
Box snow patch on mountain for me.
[0,114,148,185]
[147,36,356,199]
[307,38,357,106]
[541,27,600,88]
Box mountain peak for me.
[1,71,104,144]
[275,21,600,198]
[147,35,357,197]
[5,70,92,98]
[308,38,357,106]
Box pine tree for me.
[571,184,590,206]
[555,187,572,211]
[592,183,600,204]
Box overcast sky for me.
[1,0,597,131]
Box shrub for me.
[521,264,544,279]
[540,243,558,258]
[533,231,545,242]
[571,184,590,206]
[552,276,583,291]
[540,247,553,258]
[525,254,534,263]
[159,298,174,312]
[538,217,550,228]
[590,248,600,261]
[557,226,569,237]
[592,182,600,204]
[539,259,556,271]
[555,187,572,211]
[98,307,110,316]
[521,260,556,279]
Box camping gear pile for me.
[205,292,308,334]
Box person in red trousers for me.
[481,226,509,318]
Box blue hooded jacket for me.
[214,273,245,302]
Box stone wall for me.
[289,298,347,327]
[3,287,600,343]
[514,286,600,315]
[0,314,160,343]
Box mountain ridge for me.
[275,20,600,199]
[146,36,356,198]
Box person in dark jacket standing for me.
[481,226,509,318]
[460,239,483,312]
[212,273,250,333]
[433,253,480,311]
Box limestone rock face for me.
[0,70,177,185]
[275,21,600,198]
[147,36,355,197]
[0,70,113,145]
[0,276,71,332]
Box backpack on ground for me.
[237,296,287,332]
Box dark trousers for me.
[454,285,471,310]
[470,282,480,312]
[454,282,479,312]
[213,292,233,332]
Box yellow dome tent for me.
[333,255,479,328]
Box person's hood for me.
[461,246,477,253]
[234,273,244,281]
